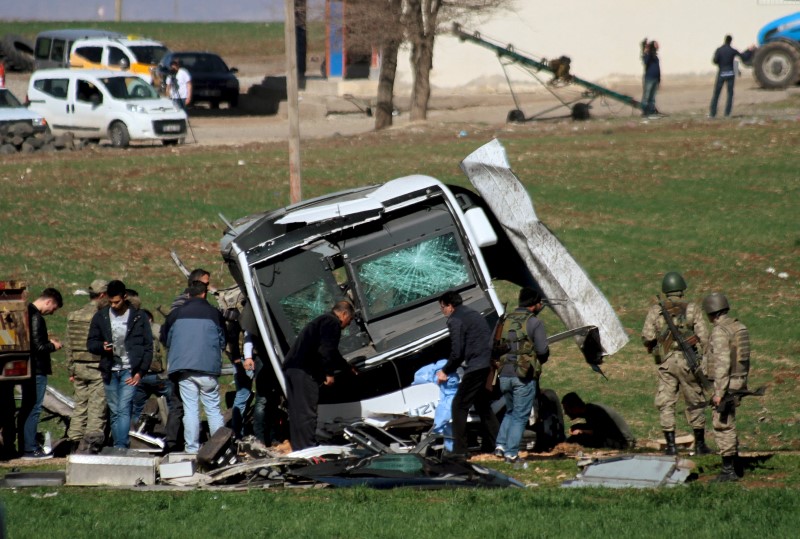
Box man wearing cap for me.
[65,279,109,447]
[493,287,549,462]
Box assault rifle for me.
[688,386,766,413]
[486,307,507,391]
[656,295,712,391]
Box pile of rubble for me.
[0,125,88,154]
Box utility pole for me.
[115,0,123,22]
[284,0,302,204]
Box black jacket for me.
[29,303,56,376]
[442,304,493,375]
[283,312,349,383]
[87,306,153,383]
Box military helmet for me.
[702,292,729,315]
[661,272,687,294]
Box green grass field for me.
[1,22,800,534]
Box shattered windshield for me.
[279,278,335,336]
[355,233,471,319]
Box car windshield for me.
[0,90,23,108]
[100,76,159,100]
[354,233,472,319]
[178,54,229,73]
[130,45,169,65]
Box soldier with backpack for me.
[703,292,750,482]
[641,272,711,456]
[492,287,550,462]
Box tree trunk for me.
[375,38,400,130]
[408,0,439,122]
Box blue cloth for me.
[231,363,253,438]
[413,360,460,451]
[105,369,136,448]
[495,376,537,458]
[709,75,735,117]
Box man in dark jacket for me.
[562,392,636,450]
[710,35,755,118]
[436,290,499,459]
[87,280,153,448]
[284,301,354,450]
[18,288,63,459]
[162,280,226,454]
[640,39,661,116]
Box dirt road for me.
[6,65,796,148]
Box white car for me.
[0,88,48,133]
[27,69,187,147]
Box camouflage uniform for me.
[706,313,750,457]
[641,295,709,432]
[65,301,107,442]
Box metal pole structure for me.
[285,0,302,204]
[115,0,123,22]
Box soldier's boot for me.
[663,431,677,456]
[693,429,713,455]
[713,455,739,482]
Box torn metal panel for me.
[562,455,695,488]
[0,471,66,488]
[66,454,158,486]
[461,138,629,357]
[159,459,196,480]
[290,453,526,489]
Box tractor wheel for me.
[753,41,800,89]
[0,34,35,72]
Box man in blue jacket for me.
[162,280,226,454]
[87,280,153,449]
[641,39,661,116]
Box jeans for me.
[709,75,735,117]
[495,376,537,458]
[641,78,659,115]
[104,370,136,448]
[131,373,173,422]
[177,372,224,454]
[20,375,48,453]
[231,363,253,438]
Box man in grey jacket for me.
[162,280,226,454]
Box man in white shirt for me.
[168,59,192,110]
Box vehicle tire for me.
[0,34,35,72]
[753,41,800,89]
[210,100,220,109]
[162,139,179,146]
[506,109,525,123]
[108,121,130,148]
[229,95,239,108]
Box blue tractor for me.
[750,11,800,89]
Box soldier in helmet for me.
[641,272,710,455]
[65,279,109,448]
[703,292,750,482]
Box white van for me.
[27,69,187,147]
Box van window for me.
[33,78,70,100]
[76,80,103,105]
[108,46,129,66]
[74,46,103,63]
[50,39,66,62]
[35,38,52,60]
[101,76,158,99]
[129,45,169,65]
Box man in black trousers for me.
[436,290,499,460]
[283,301,355,450]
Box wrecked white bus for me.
[219,139,628,439]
